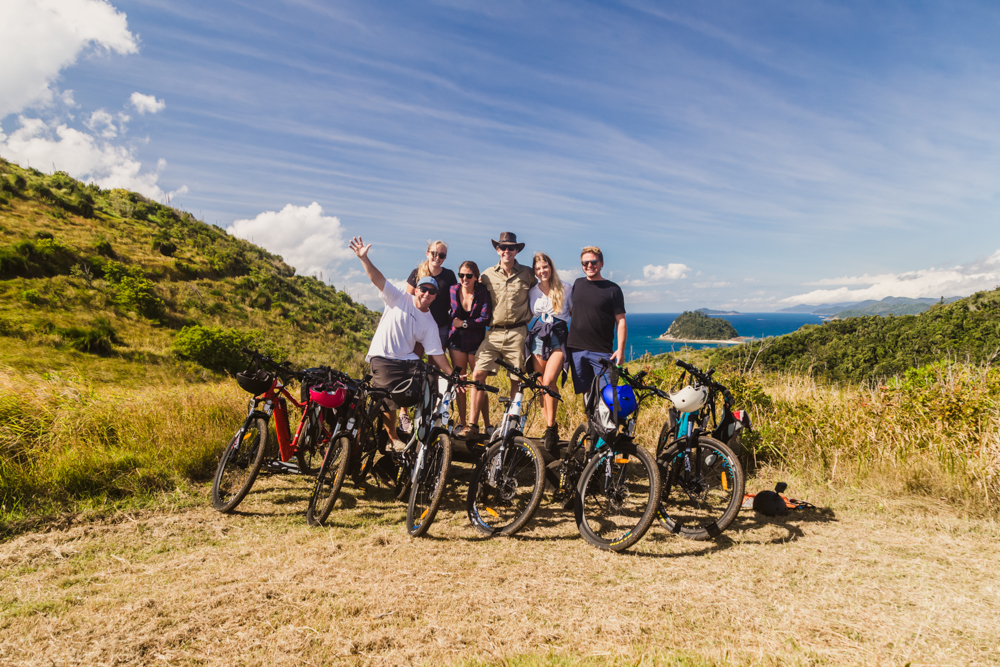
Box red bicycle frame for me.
[260,377,312,462]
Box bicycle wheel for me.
[294,410,327,475]
[553,425,588,509]
[657,436,744,540]
[467,435,545,537]
[656,412,678,457]
[306,434,351,527]
[575,443,661,552]
[405,432,452,537]
[212,416,268,512]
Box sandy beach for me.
[656,335,749,345]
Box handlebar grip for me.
[675,359,695,371]
[481,384,500,394]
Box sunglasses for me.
[581,260,601,267]
[430,251,447,260]
[418,286,438,295]
[458,272,476,280]
[498,245,518,252]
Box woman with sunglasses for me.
[406,240,458,352]
[448,261,492,438]
[526,252,572,456]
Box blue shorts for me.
[567,348,613,395]
[529,326,566,358]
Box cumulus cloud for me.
[557,268,580,283]
[622,262,691,286]
[84,109,123,138]
[0,0,137,118]
[781,250,1000,305]
[130,92,165,115]
[0,115,185,200]
[227,203,355,278]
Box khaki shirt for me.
[480,261,537,327]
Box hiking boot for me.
[543,424,560,457]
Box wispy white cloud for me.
[0,0,137,117]
[623,263,691,286]
[130,92,165,115]
[781,250,1000,305]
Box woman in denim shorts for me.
[526,252,573,455]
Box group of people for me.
[349,231,627,456]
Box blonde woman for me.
[405,240,458,351]
[526,252,572,455]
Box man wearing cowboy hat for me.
[462,232,537,439]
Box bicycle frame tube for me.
[268,382,308,462]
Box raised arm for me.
[349,236,386,292]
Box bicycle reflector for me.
[601,383,638,418]
[236,369,274,395]
[310,384,346,409]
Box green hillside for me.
[712,289,1000,381]
[832,296,962,319]
[665,310,739,340]
[0,158,378,380]
[0,158,379,522]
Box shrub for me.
[172,325,286,374]
[0,238,78,279]
[103,261,165,319]
[21,289,45,305]
[57,318,122,355]
[93,238,116,258]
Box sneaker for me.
[387,438,407,454]
[484,425,496,440]
[543,425,560,458]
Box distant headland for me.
[658,310,745,344]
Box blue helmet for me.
[602,383,638,418]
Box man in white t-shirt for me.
[350,236,454,450]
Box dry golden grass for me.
[2,467,999,666]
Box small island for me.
[658,310,744,345]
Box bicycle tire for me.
[656,436,744,541]
[294,410,327,475]
[655,413,678,458]
[575,443,661,552]
[351,402,383,486]
[467,435,545,537]
[553,425,589,510]
[306,434,351,527]
[405,432,452,537]
[211,416,267,512]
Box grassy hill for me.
[711,289,1000,381]
[831,296,962,318]
[0,158,378,521]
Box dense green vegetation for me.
[664,310,739,340]
[712,288,1000,382]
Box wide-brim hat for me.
[491,231,525,252]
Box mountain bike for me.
[210,349,335,513]
[466,357,559,537]
[305,369,382,527]
[388,361,496,537]
[655,360,746,540]
[571,359,663,552]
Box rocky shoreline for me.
[656,334,749,345]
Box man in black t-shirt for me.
[565,245,627,395]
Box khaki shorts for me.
[473,327,527,375]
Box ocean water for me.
[619,312,825,361]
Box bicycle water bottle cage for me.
[236,369,273,395]
[601,383,638,418]
[669,385,708,413]
[310,384,346,409]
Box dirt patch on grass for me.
[2,466,998,666]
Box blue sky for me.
[3,0,1000,311]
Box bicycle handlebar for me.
[493,357,561,400]
[675,360,734,404]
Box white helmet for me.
[669,384,708,413]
